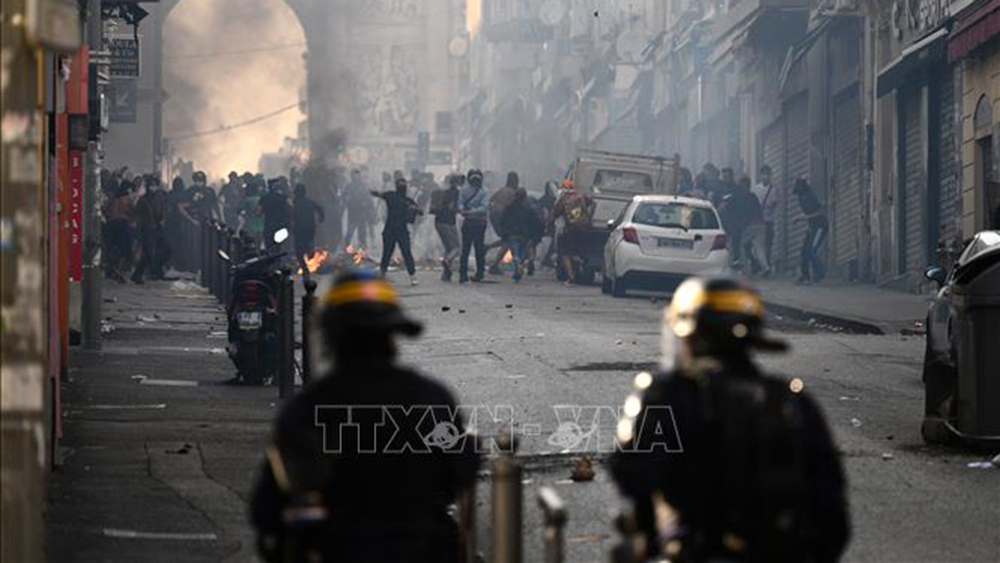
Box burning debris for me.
[298,246,377,277]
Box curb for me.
[764,301,885,335]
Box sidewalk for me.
[754,278,931,334]
[47,276,278,562]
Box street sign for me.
[107,80,137,123]
[109,35,140,78]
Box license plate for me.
[657,237,693,249]
[238,311,262,329]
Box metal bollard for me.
[301,279,317,385]
[609,509,641,563]
[276,268,295,400]
[457,482,478,563]
[200,220,209,287]
[537,487,567,563]
[491,433,522,563]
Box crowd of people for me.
[676,162,829,285]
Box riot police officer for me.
[250,269,480,562]
[611,277,850,563]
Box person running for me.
[499,188,541,282]
[551,179,594,285]
[793,178,828,284]
[260,179,291,248]
[487,172,520,275]
[292,183,326,281]
[458,169,489,283]
[371,176,421,285]
[431,174,462,282]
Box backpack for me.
[699,374,818,561]
[563,192,591,228]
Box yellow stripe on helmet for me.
[703,290,764,317]
[324,280,399,306]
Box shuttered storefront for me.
[832,90,863,274]
[899,87,926,275]
[783,96,810,275]
[936,66,961,248]
[760,119,786,270]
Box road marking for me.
[139,379,199,387]
[81,404,167,410]
[102,528,217,541]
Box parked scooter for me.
[218,228,289,385]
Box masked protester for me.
[430,174,462,281]
[611,277,849,563]
[292,183,325,281]
[261,179,292,248]
[550,179,594,285]
[458,169,489,283]
[131,176,171,283]
[250,270,480,563]
[371,177,421,285]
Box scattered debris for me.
[441,306,451,312]
[839,396,860,401]
[881,453,894,461]
[885,434,894,441]
[136,315,157,323]
[170,280,202,292]
[131,374,148,381]
[571,457,596,482]
[458,309,466,314]
[505,304,513,309]
[165,443,193,455]
[615,339,623,345]
[100,320,116,334]
[103,297,117,304]
[966,461,995,469]
[850,418,863,428]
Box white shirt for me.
[752,182,777,222]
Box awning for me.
[778,16,834,93]
[948,0,1000,63]
[877,27,949,97]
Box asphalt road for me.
[48,268,999,562]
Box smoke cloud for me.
[163,0,306,179]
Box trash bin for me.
[952,245,1000,444]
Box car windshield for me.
[631,202,719,230]
[594,170,653,193]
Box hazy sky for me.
[163,0,306,179]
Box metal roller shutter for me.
[783,96,810,275]
[937,67,961,247]
[761,119,785,270]
[901,89,926,274]
[833,91,863,271]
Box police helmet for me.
[319,269,422,338]
[665,277,786,354]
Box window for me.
[593,169,653,194]
[631,202,719,230]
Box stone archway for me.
[160,0,312,177]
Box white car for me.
[602,195,730,297]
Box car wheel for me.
[612,276,627,298]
